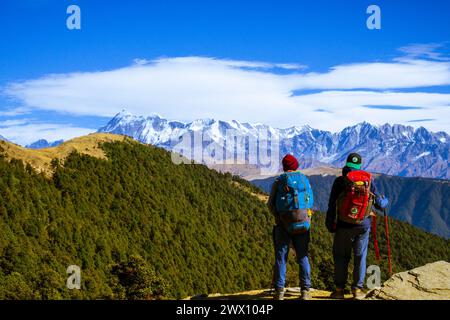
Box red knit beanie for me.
[282,154,299,172]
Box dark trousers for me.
[333,226,370,289]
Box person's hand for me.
[377,195,389,209]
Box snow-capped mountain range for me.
[97,110,450,179]
[26,139,64,149]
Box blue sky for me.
[0,0,450,145]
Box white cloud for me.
[2,51,450,133]
[153,56,307,70]
[291,90,450,132]
[287,59,450,90]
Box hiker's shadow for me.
[314,296,354,300]
[190,290,306,300]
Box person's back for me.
[268,154,314,300]
[274,170,314,234]
[325,153,388,300]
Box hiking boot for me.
[329,288,345,299]
[300,289,311,300]
[352,288,365,300]
[273,288,285,300]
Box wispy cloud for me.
[0,121,93,146]
[364,105,423,110]
[0,106,31,116]
[398,43,450,61]
[2,45,450,133]
[144,56,307,71]
[0,118,31,127]
[407,118,436,123]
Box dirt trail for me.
[187,287,354,300]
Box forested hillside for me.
[0,138,448,299]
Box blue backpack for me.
[275,171,314,234]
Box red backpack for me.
[336,170,374,224]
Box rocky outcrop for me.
[367,261,450,300]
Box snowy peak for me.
[116,108,133,118]
[188,118,215,131]
[98,111,450,179]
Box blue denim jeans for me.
[333,226,370,289]
[273,224,311,290]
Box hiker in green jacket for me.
[326,153,389,299]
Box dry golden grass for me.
[230,180,268,202]
[0,133,131,177]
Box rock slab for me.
[367,261,450,300]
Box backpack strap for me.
[279,173,290,192]
[299,173,310,205]
[294,192,299,207]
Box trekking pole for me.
[371,214,381,261]
[383,208,393,275]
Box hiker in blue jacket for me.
[268,154,314,300]
[326,153,389,300]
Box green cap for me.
[346,161,361,170]
[346,153,362,170]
